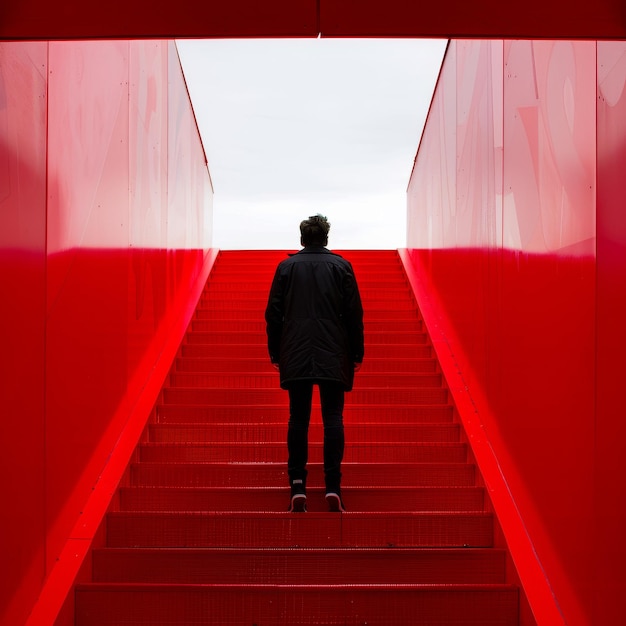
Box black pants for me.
[287,380,345,493]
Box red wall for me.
[405,39,626,626]
[0,40,213,625]
[594,41,626,623]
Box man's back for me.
[265,246,363,391]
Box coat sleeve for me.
[265,266,284,363]
[343,264,364,363]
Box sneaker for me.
[289,478,307,513]
[325,492,346,512]
[288,493,307,513]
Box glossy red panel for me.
[503,41,596,254]
[406,39,616,626]
[0,41,48,625]
[45,40,132,572]
[0,40,213,626]
[595,40,626,625]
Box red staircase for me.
[75,249,520,625]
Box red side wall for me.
[405,39,626,626]
[0,40,214,626]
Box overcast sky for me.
[176,38,447,250]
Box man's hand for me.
[272,363,280,372]
[354,362,362,372]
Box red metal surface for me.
[0,40,48,626]
[0,0,625,39]
[406,39,625,626]
[0,40,213,626]
[0,0,319,39]
[1,19,623,626]
[91,547,504,584]
[71,250,523,625]
[319,0,626,39]
[595,40,626,625]
[75,585,519,626]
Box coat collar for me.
[297,246,331,254]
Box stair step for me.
[161,387,449,406]
[118,486,485,512]
[155,403,455,424]
[199,289,415,304]
[184,330,428,345]
[180,342,433,359]
[75,583,518,626]
[174,356,438,373]
[195,307,422,320]
[138,442,467,463]
[147,422,461,443]
[130,462,477,488]
[92,546,504,584]
[105,511,495,548]
[167,371,443,389]
[196,298,418,312]
[190,318,423,332]
[202,282,410,294]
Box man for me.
[265,214,364,513]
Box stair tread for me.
[130,460,477,488]
[147,423,461,443]
[78,582,516,590]
[155,404,455,424]
[118,485,486,513]
[108,510,493,518]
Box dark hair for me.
[300,214,330,247]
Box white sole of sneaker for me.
[289,493,307,512]
[325,492,346,512]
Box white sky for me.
[176,38,447,250]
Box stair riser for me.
[204,282,410,295]
[191,319,423,332]
[167,372,442,389]
[76,587,518,626]
[198,293,415,308]
[138,443,467,464]
[155,404,455,424]
[147,423,461,443]
[184,331,428,345]
[195,308,421,320]
[174,357,437,373]
[130,463,477,488]
[161,388,449,406]
[92,548,504,584]
[181,343,433,359]
[199,291,415,306]
[105,513,494,548]
[118,487,485,513]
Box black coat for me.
[265,246,364,391]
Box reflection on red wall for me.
[0,40,213,625]
[0,40,48,626]
[595,41,626,625]
[406,40,626,625]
